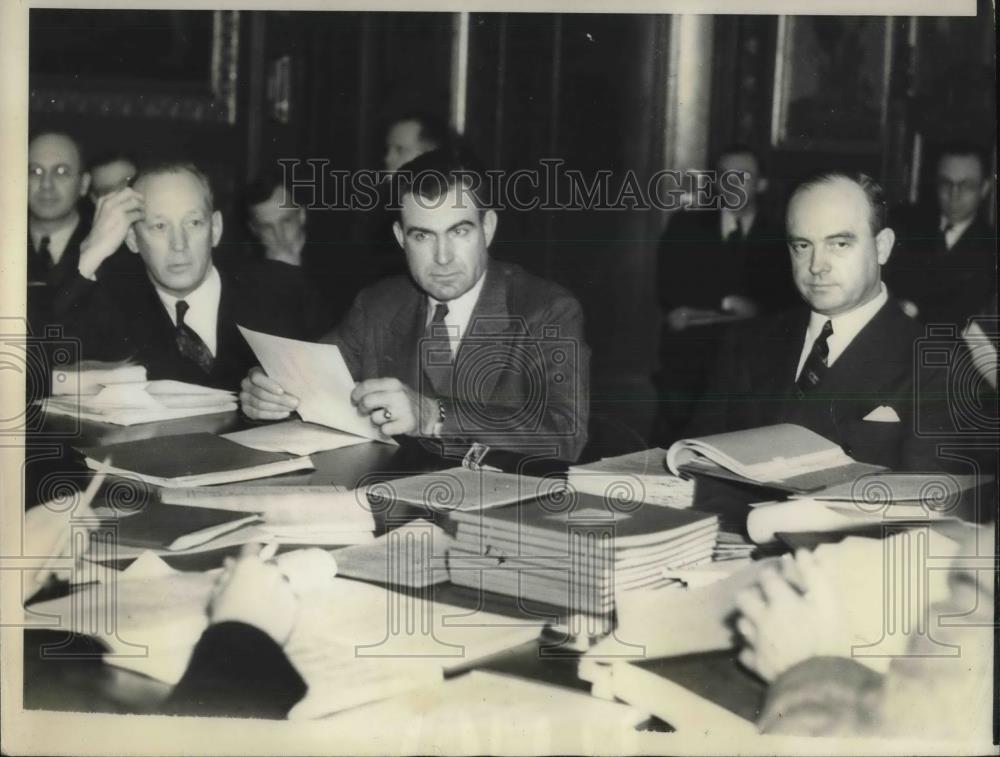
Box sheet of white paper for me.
[222,419,375,455]
[238,326,390,443]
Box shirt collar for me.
[941,214,974,236]
[806,282,888,365]
[426,270,488,346]
[153,265,222,354]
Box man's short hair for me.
[245,166,290,209]
[89,149,135,172]
[936,141,990,175]
[395,145,489,214]
[28,129,86,168]
[389,112,451,151]
[716,142,764,173]
[133,161,215,210]
[790,171,888,236]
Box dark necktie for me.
[175,300,215,374]
[422,303,453,397]
[796,319,834,395]
[38,236,53,267]
[940,223,954,252]
[28,236,52,283]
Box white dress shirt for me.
[425,271,488,357]
[941,215,974,251]
[30,215,80,266]
[795,283,889,380]
[154,266,222,356]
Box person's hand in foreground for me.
[735,548,851,683]
[209,545,297,646]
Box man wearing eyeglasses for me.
[27,131,92,291]
[886,142,996,328]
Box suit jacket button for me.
[844,445,853,455]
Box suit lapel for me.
[385,283,426,388]
[455,262,515,403]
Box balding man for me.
[55,161,308,389]
[691,171,953,472]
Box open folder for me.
[239,326,394,444]
[665,424,886,493]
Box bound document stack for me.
[447,495,719,616]
[666,423,886,493]
[567,448,695,507]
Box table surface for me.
[21,411,766,728]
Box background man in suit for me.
[56,162,307,389]
[242,148,590,462]
[383,112,449,173]
[27,131,91,291]
[885,143,996,328]
[691,171,952,472]
[654,144,789,444]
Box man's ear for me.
[392,220,405,250]
[980,179,992,201]
[211,210,224,247]
[79,172,91,198]
[125,225,139,254]
[755,177,769,195]
[482,209,498,247]
[875,227,895,265]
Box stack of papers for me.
[44,378,238,426]
[447,493,718,616]
[105,503,261,551]
[367,467,562,512]
[333,519,454,588]
[50,359,148,395]
[567,448,694,507]
[221,419,377,455]
[78,432,314,487]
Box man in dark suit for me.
[54,162,307,391]
[654,144,790,443]
[885,143,996,329]
[691,171,952,472]
[242,148,590,462]
[27,132,93,332]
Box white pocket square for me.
[863,405,901,423]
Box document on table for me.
[238,326,392,443]
[222,419,376,455]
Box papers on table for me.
[162,484,377,543]
[666,423,886,493]
[334,519,453,588]
[568,448,695,508]
[51,359,148,396]
[78,432,314,487]
[239,326,392,444]
[106,503,262,552]
[367,467,562,511]
[326,670,648,736]
[222,419,377,455]
[43,379,237,426]
[276,576,546,719]
[25,562,217,684]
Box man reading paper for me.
[241,148,590,462]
